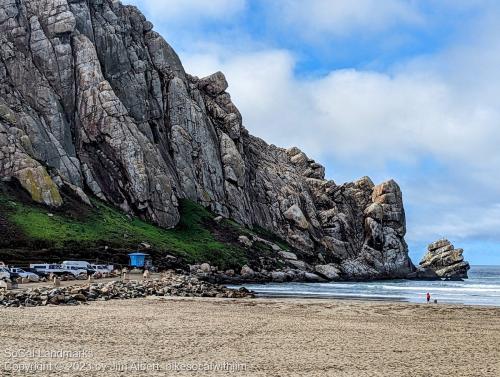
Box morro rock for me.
[419,239,470,280]
[0,0,414,280]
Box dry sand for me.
[0,297,499,376]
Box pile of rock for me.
[418,239,470,280]
[190,261,325,284]
[0,273,253,308]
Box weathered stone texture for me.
[0,0,414,279]
[419,239,470,279]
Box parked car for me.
[90,264,114,274]
[29,264,67,276]
[61,265,88,277]
[62,261,96,275]
[9,268,40,282]
[23,268,49,279]
[0,266,11,281]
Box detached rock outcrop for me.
[0,0,414,280]
[419,239,470,279]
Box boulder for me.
[189,265,200,273]
[286,260,310,271]
[315,264,341,280]
[271,271,286,282]
[283,205,310,230]
[304,272,325,282]
[238,235,253,247]
[197,71,228,96]
[71,293,87,302]
[200,263,212,273]
[240,265,255,278]
[419,239,470,279]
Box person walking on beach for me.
[426,292,431,303]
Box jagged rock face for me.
[0,0,413,279]
[0,119,62,206]
[419,239,470,279]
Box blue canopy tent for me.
[128,252,152,268]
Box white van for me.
[62,261,91,269]
[30,264,66,276]
[61,265,88,277]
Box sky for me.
[124,0,500,265]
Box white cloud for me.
[183,49,315,150]
[409,203,500,242]
[274,0,424,38]
[183,46,500,173]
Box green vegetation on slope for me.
[0,187,247,269]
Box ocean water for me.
[232,265,500,307]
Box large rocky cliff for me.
[0,0,414,279]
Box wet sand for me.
[0,297,499,376]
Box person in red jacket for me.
[426,292,431,303]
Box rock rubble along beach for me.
[0,273,253,307]
[189,262,326,284]
[418,239,470,279]
[0,0,413,281]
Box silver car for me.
[9,268,40,282]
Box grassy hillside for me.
[0,182,250,270]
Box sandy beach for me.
[0,297,499,376]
